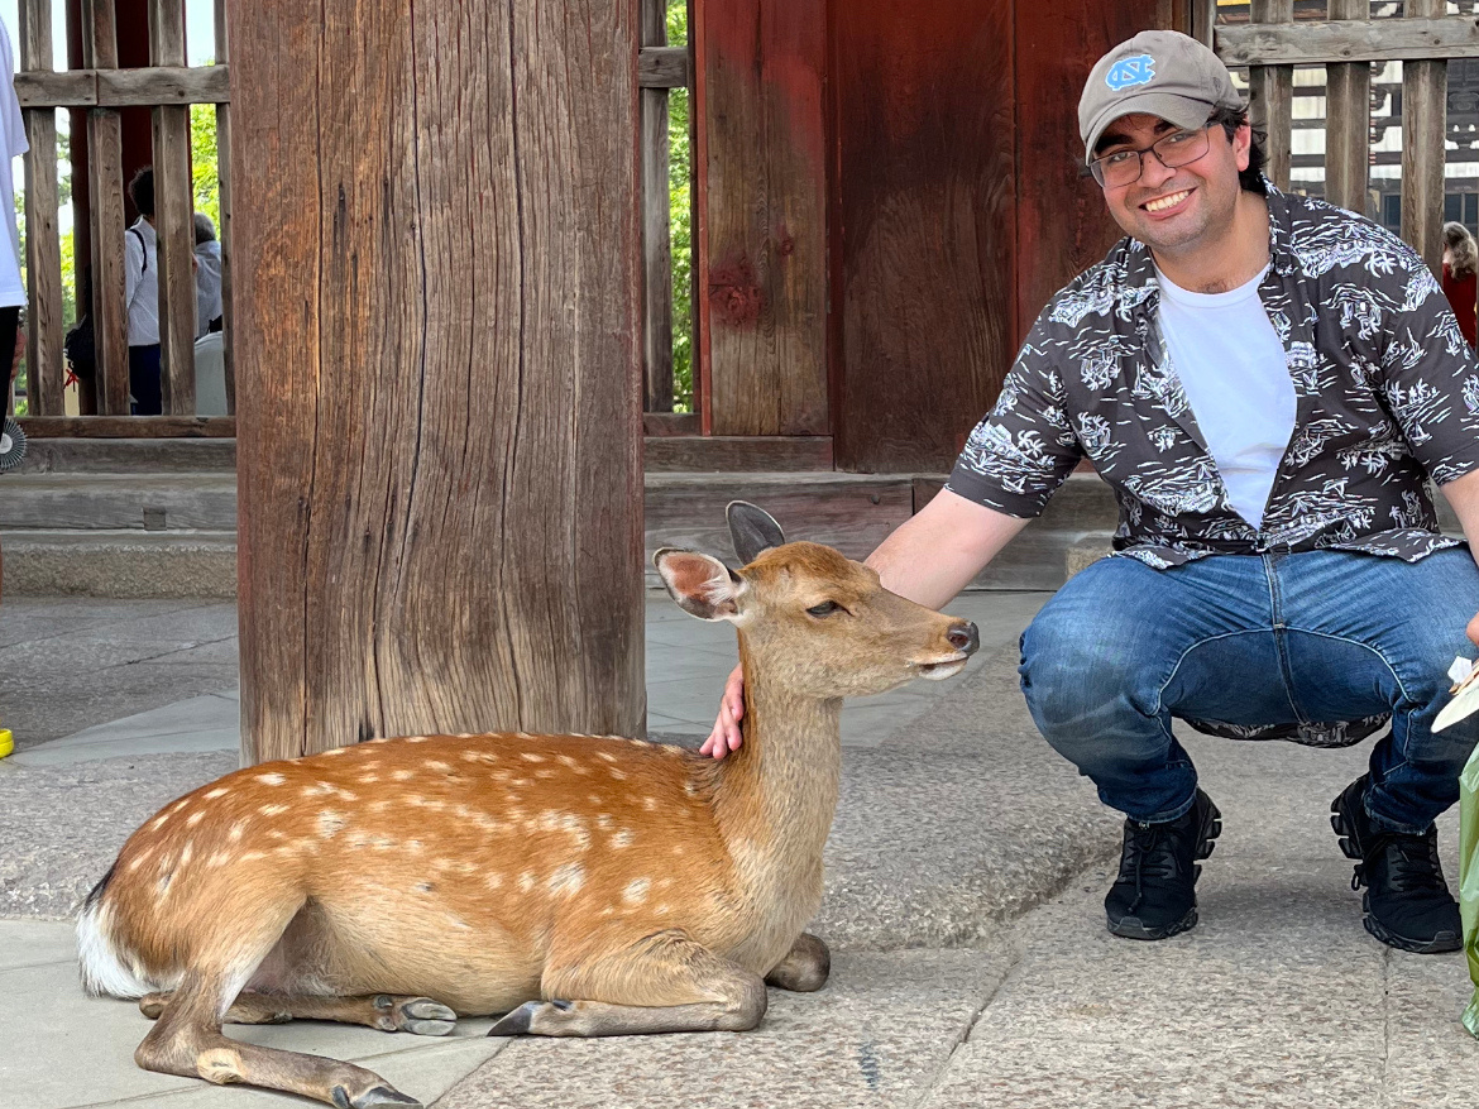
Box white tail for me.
[80,502,979,1108]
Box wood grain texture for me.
[14,66,231,108]
[18,0,64,415]
[86,109,129,414]
[643,435,832,472]
[639,46,688,88]
[233,0,644,761]
[1323,0,1370,217]
[1217,16,1479,66]
[153,103,196,413]
[1015,0,1171,343]
[699,0,828,437]
[1403,0,1446,275]
[215,0,233,412]
[1248,0,1293,191]
[20,415,234,436]
[832,0,1014,472]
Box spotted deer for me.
[77,503,979,1108]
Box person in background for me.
[193,212,223,337]
[124,167,161,414]
[1443,221,1477,349]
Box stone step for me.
[1,529,236,598]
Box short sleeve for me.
[1377,255,1479,487]
[945,316,1083,518]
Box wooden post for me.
[1323,0,1370,216]
[213,0,233,413]
[1402,0,1446,275]
[81,0,129,415]
[17,0,65,415]
[148,0,195,413]
[640,0,674,414]
[1248,0,1293,191]
[233,0,645,761]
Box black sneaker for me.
[1105,789,1222,940]
[1330,775,1461,954]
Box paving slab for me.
[437,948,1014,1109]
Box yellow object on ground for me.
[0,728,11,759]
[1462,743,1479,1035]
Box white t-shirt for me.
[124,217,160,346]
[0,18,29,309]
[1155,265,1295,529]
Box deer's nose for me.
[948,622,979,656]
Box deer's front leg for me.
[487,928,766,1037]
[765,932,830,992]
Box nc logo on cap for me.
[1105,54,1155,92]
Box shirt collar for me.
[1118,177,1294,310]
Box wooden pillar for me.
[148,0,196,413]
[1402,0,1446,275]
[1323,0,1370,217]
[18,0,65,416]
[1247,0,1293,191]
[232,0,645,761]
[81,0,130,415]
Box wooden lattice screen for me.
[13,0,232,432]
[1215,0,1479,274]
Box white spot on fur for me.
[485,872,504,890]
[623,878,650,904]
[357,773,380,784]
[203,787,229,800]
[321,747,349,756]
[520,752,546,763]
[426,760,452,773]
[406,736,429,744]
[608,768,627,781]
[227,820,248,843]
[208,851,232,868]
[178,843,194,868]
[518,871,537,892]
[557,755,578,768]
[612,830,634,849]
[642,797,657,812]
[596,814,613,830]
[186,811,205,828]
[629,739,650,748]
[149,812,170,832]
[549,864,585,896]
[317,811,347,839]
[596,751,617,763]
[259,804,287,817]
[257,773,285,786]
[534,769,556,779]
[392,769,415,782]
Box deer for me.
[76,502,980,1108]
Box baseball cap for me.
[1079,30,1245,164]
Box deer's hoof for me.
[331,1085,422,1109]
[486,1000,537,1036]
[373,995,457,1036]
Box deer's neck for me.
[711,634,843,873]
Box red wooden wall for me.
[696,0,1185,472]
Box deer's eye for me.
[806,601,840,617]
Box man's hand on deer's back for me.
[701,663,746,759]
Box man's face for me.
[1095,112,1250,255]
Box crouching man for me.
[704,30,1479,954]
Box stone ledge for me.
[1,530,237,599]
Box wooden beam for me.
[1217,17,1479,67]
[149,0,195,414]
[19,415,235,437]
[234,0,644,760]
[82,0,128,414]
[1323,0,1370,217]
[18,0,65,416]
[640,0,673,413]
[1247,0,1293,191]
[215,0,234,413]
[644,435,833,472]
[14,66,231,109]
[639,45,688,88]
[1402,0,1446,276]
[1190,0,1217,49]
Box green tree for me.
[666,0,693,411]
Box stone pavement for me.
[4,591,1479,1106]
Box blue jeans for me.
[1019,549,1479,834]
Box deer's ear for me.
[727,501,786,565]
[654,549,745,621]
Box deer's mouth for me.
[915,656,969,681]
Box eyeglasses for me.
[1088,125,1213,189]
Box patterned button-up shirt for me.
[947,185,1479,571]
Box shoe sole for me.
[1331,796,1462,955]
[1106,797,1222,941]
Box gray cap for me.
[1078,31,1245,164]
